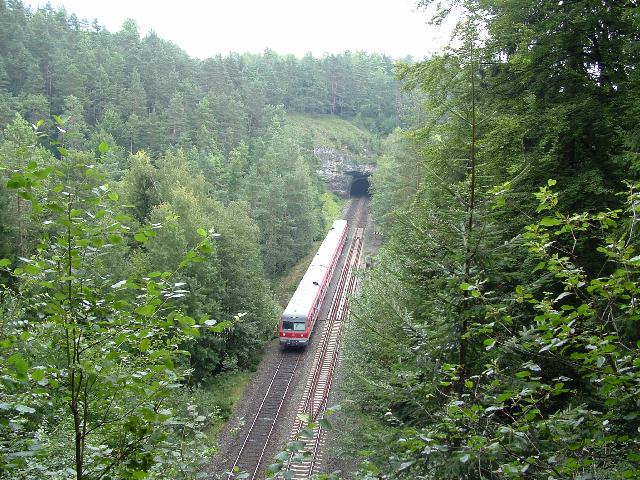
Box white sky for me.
[25,0,455,60]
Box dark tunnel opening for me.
[350,176,371,197]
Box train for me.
[278,219,348,347]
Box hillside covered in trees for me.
[0,0,420,147]
[340,0,640,479]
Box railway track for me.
[229,352,301,479]
[343,196,360,221]
[284,226,365,479]
[226,198,368,480]
[347,197,367,230]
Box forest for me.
[1,0,639,478]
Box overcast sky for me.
[25,0,455,60]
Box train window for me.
[282,321,306,331]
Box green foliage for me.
[117,147,278,383]
[0,104,283,478]
[0,120,226,479]
[345,183,640,479]
[0,5,389,425]
[117,151,161,223]
[369,128,421,231]
[320,191,345,231]
[0,114,53,265]
[340,2,640,479]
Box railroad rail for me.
[229,352,301,479]
[284,227,365,479]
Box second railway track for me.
[284,227,364,479]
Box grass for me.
[285,113,380,164]
[200,370,254,442]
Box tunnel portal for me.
[349,173,371,197]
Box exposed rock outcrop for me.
[313,146,375,197]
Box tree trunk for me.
[459,37,477,389]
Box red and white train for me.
[278,219,348,347]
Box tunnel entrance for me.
[349,174,371,197]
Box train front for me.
[279,312,309,347]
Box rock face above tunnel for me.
[314,146,375,197]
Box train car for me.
[279,219,348,347]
